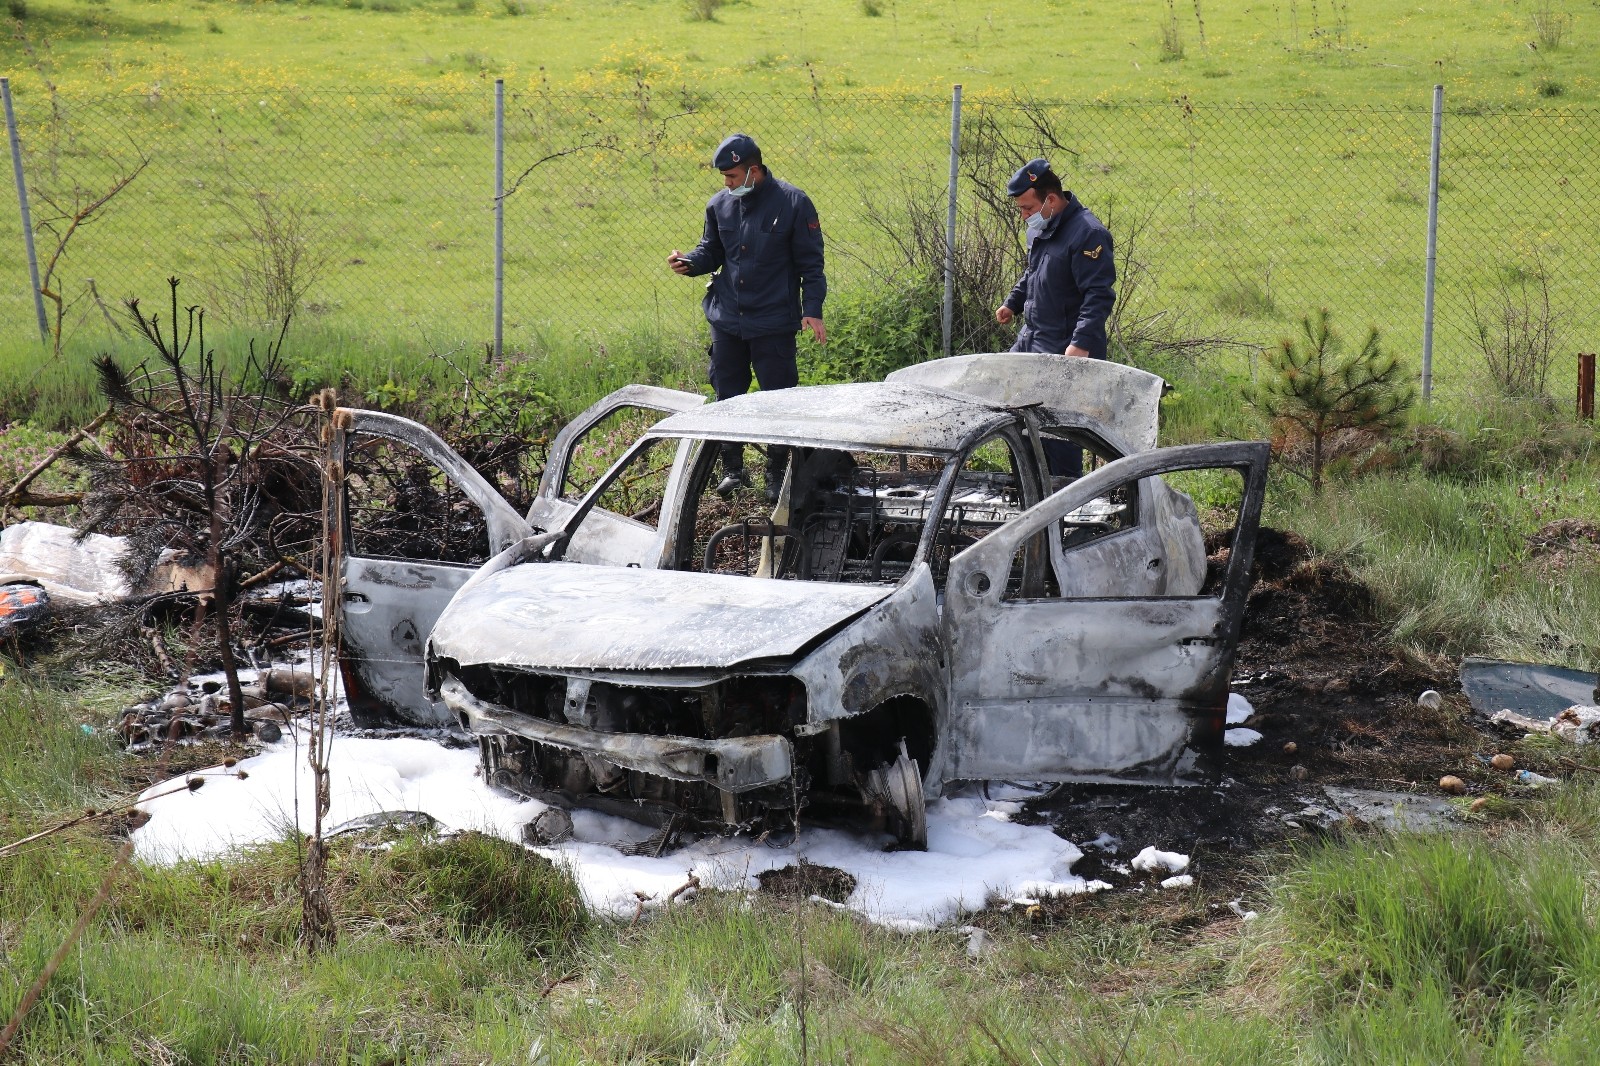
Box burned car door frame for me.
[327,410,532,725]
[327,386,701,725]
[939,441,1269,784]
[529,385,704,569]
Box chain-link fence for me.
[3,82,1597,409]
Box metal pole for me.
[494,78,505,361]
[2,78,49,344]
[1421,83,1443,404]
[943,84,962,360]
[1579,352,1596,421]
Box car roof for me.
[649,381,1016,455]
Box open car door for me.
[527,385,704,567]
[327,410,531,726]
[941,441,1269,783]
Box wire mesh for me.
[2,85,1598,409]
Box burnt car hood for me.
[427,562,891,673]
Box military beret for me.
[1006,157,1055,197]
[712,133,760,170]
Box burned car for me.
[328,353,1268,848]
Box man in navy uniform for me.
[995,157,1116,478]
[669,133,827,500]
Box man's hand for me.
[667,249,692,275]
[995,305,1014,325]
[802,317,826,344]
[1064,344,1090,357]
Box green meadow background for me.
[1,0,1597,420]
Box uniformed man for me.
[668,133,827,500]
[995,157,1116,478]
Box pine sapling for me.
[1247,308,1415,493]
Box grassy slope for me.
[0,0,1597,425]
[5,0,1595,102]
[8,659,1600,1061]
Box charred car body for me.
[328,354,1268,848]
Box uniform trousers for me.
[708,326,798,475]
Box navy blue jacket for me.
[1004,193,1116,357]
[681,173,827,339]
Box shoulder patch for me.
[1083,244,1103,259]
[808,219,820,231]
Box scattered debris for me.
[1492,705,1600,744]
[1516,770,1560,788]
[325,810,439,839]
[0,582,50,639]
[757,861,858,904]
[1279,802,1345,831]
[522,808,575,846]
[1417,689,1443,710]
[1525,518,1600,574]
[1490,752,1516,771]
[1227,898,1259,922]
[113,669,314,751]
[1159,874,1194,889]
[1321,786,1460,832]
[961,925,995,958]
[0,521,213,606]
[1439,775,1467,795]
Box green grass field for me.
[1,0,1599,425]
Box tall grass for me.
[0,315,709,430]
[1267,437,1600,667]
[1276,780,1600,1060]
[1147,376,1600,667]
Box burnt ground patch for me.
[1027,527,1497,905]
[758,860,859,903]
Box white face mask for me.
[728,168,757,198]
[1024,210,1047,247]
[1022,201,1057,247]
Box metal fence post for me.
[494,78,505,361]
[1580,352,1596,421]
[943,84,962,360]
[1421,84,1443,404]
[2,78,49,345]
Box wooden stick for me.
[1,405,112,505]
[237,560,286,591]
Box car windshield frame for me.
[559,432,978,586]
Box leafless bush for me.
[1096,195,1256,366]
[1159,0,1185,61]
[852,173,1021,357]
[75,278,320,734]
[685,0,722,21]
[1465,262,1565,400]
[850,96,1252,368]
[206,191,332,326]
[34,155,149,356]
[1531,1,1571,50]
